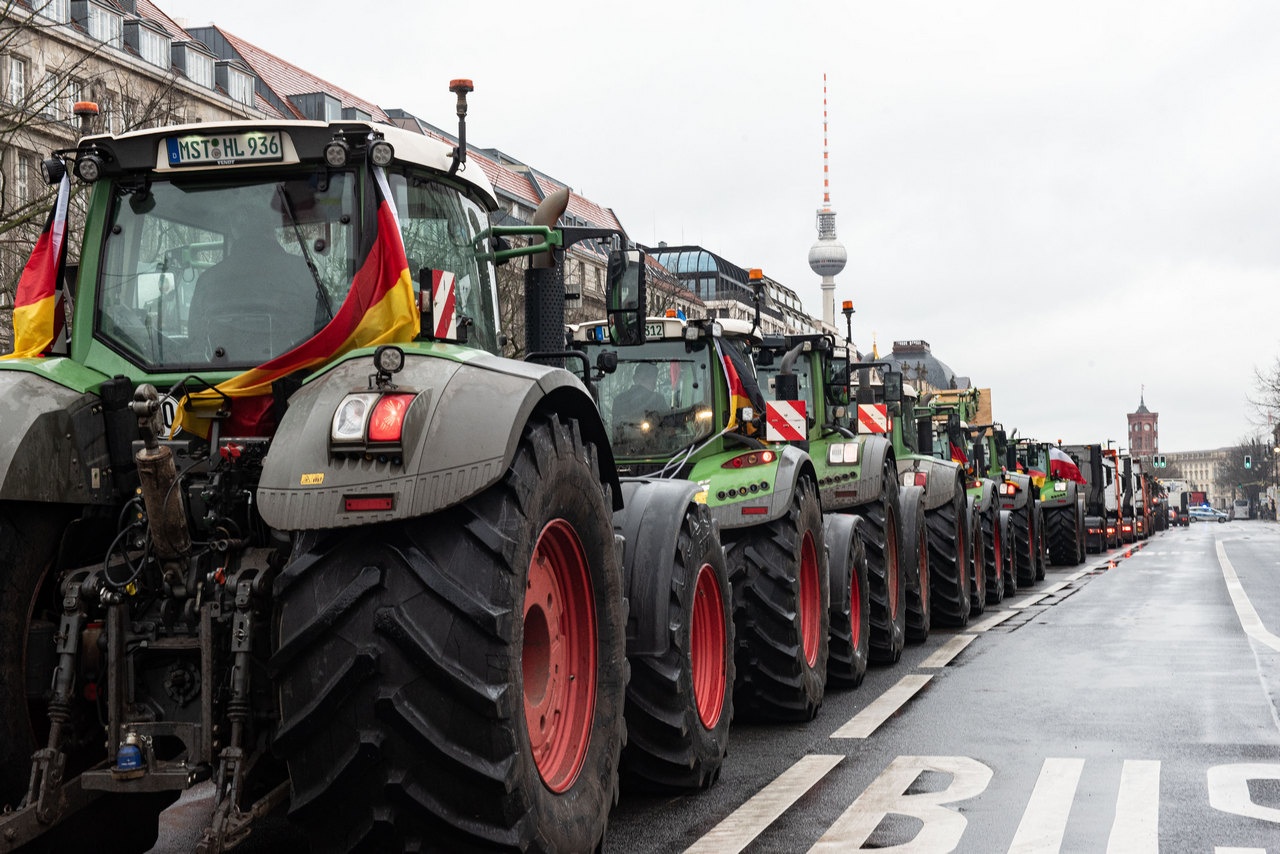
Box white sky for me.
[157,0,1280,453]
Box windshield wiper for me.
[274,184,334,322]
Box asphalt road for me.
[148,520,1280,853]
[603,519,1280,853]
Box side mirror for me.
[606,249,647,346]
[883,371,903,405]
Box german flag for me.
[4,172,70,360]
[714,337,763,432]
[172,165,419,437]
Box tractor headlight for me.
[331,393,379,444]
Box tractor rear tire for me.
[984,502,1006,604]
[1046,506,1081,567]
[927,483,970,628]
[901,486,930,644]
[622,503,733,792]
[726,477,828,722]
[825,513,870,690]
[967,498,987,617]
[1012,505,1037,588]
[863,459,905,665]
[272,414,627,853]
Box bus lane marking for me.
[682,754,844,854]
[919,634,975,668]
[829,674,932,739]
[1107,759,1160,854]
[1008,757,1085,853]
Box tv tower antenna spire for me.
[808,72,847,329]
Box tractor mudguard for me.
[898,457,961,512]
[257,349,616,530]
[1000,472,1033,512]
[703,444,811,532]
[1039,480,1076,509]
[615,478,710,657]
[0,371,116,504]
[853,434,892,505]
[973,480,998,516]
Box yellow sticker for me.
[300,473,324,486]
[693,491,708,504]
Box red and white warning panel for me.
[765,400,807,442]
[429,270,457,339]
[857,403,889,434]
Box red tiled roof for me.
[136,0,195,42]
[213,27,391,123]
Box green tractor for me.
[916,388,1008,610]
[0,85,728,853]
[570,313,831,720]
[1017,439,1084,567]
[750,333,905,668]
[840,364,972,635]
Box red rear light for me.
[345,495,395,512]
[722,450,777,469]
[368,394,415,443]
[914,472,928,487]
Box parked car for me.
[1189,506,1227,523]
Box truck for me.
[0,85,727,853]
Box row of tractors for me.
[0,91,1159,853]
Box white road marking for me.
[969,609,1016,632]
[1207,763,1280,823]
[830,674,933,739]
[919,634,975,668]
[1009,593,1048,609]
[809,755,992,853]
[1064,569,1091,582]
[1008,757,1085,853]
[1038,581,1068,596]
[1216,540,1280,653]
[1106,759,1160,853]
[682,754,844,854]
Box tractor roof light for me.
[40,156,66,185]
[74,150,105,183]
[324,138,351,168]
[369,137,394,167]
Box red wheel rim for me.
[690,563,727,728]
[799,530,820,667]
[523,519,596,793]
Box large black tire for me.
[901,486,930,644]
[725,477,828,722]
[825,514,870,690]
[1034,504,1048,580]
[863,458,905,665]
[1045,505,1081,567]
[983,498,1006,605]
[967,497,987,617]
[1012,504,1037,588]
[621,503,733,792]
[1002,511,1019,595]
[272,413,627,853]
[927,479,970,628]
[0,505,172,854]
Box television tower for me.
[808,72,847,329]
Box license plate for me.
[165,131,284,167]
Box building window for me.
[6,56,28,105]
[62,78,83,123]
[14,155,30,207]
[36,72,57,117]
[187,53,214,89]
[34,0,70,21]
[87,3,124,48]
[138,28,170,69]
[226,68,254,106]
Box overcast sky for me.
[158,0,1280,453]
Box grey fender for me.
[257,350,618,530]
[1001,471,1033,512]
[974,479,998,516]
[0,371,116,504]
[707,444,815,532]
[899,456,961,512]
[615,478,714,657]
[855,434,893,504]
[823,512,863,590]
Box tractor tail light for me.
[369,394,416,443]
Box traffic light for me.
[1153,454,1166,468]
[1245,455,1252,470]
